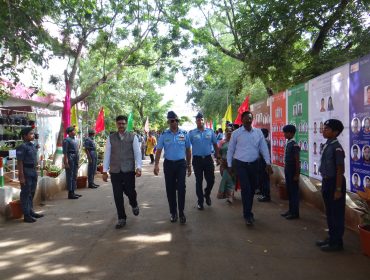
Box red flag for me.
[234,96,250,125]
[95,107,105,133]
[62,79,71,137]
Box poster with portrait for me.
[250,99,271,130]
[308,64,350,187]
[349,54,370,193]
[287,83,309,176]
[271,91,287,167]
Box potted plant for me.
[46,164,62,178]
[76,176,88,188]
[354,192,370,257]
[9,199,23,219]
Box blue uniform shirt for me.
[16,141,37,165]
[157,129,191,160]
[63,136,79,154]
[84,137,96,155]
[189,128,217,156]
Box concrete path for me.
[0,160,369,280]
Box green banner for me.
[287,83,309,176]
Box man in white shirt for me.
[103,115,142,229]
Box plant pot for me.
[47,171,59,178]
[359,224,370,257]
[9,200,23,219]
[97,165,103,173]
[278,183,288,200]
[77,176,87,188]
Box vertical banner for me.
[250,99,271,130]
[308,64,350,187]
[349,55,370,193]
[287,83,309,176]
[271,91,287,167]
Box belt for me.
[193,155,212,159]
[23,163,36,168]
[164,159,185,163]
[235,159,258,165]
[68,152,77,155]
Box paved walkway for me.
[0,160,369,280]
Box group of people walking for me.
[16,109,347,252]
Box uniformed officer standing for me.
[102,115,142,229]
[316,119,346,252]
[154,111,192,224]
[189,112,219,210]
[16,127,44,223]
[281,125,301,219]
[84,128,99,189]
[63,126,81,199]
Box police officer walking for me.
[102,115,142,229]
[154,111,192,224]
[16,127,44,223]
[316,119,346,252]
[84,128,99,189]
[63,126,81,199]
[189,112,219,210]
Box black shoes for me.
[88,184,98,189]
[258,196,271,202]
[316,239,329,247]
[75,193,82,197]
[93,183,100,187]
[31,212,44,218]
[320,244,343,252]
[197,203,204,210]
[205,195,212,206]
[115,219,126,229]
[285,214,299,220]
[281,211,290,217]
[24,216,36,223]
[245,216,255,226]
[68,192,79,199]
[179,215,186,224]
[170,213,178,223]
[132,206,140,216]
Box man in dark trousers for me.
[281,125,301,219]
[316,119,346,252]
[189,112,219,210]
[63,126,81,200]
[102,115,142,229]
[16,127,44,223]
[227,111,272,226]
[154,111,192,224]
[84,128,99,189]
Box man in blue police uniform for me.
[227,111,272,226]
[154,111,192,224]
[16,127,44,223]
[63,126,81,200]
[84,128,99,189]
[102,115,142,229]
[189,112,219,210]
[316,119,346,252]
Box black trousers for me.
[192,155,215,205]
[163,159,186,216]
[285,166,300,216]
[322,177,346,246]
[110,172,137,219]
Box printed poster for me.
[287,83,309,176]
[349,55,370,193]
[271,91,286,167]
[250,99,271,130]
[308,64,350,188]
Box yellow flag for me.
[222,104,233,131]
[71,105,78,131]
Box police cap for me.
[20,127,33,138]
[66,126,75,134]
[283,124,296,133]
[195,112,204,119]
[167,111,178,119]
[324,119,344,134]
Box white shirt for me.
[103,133,142,172]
